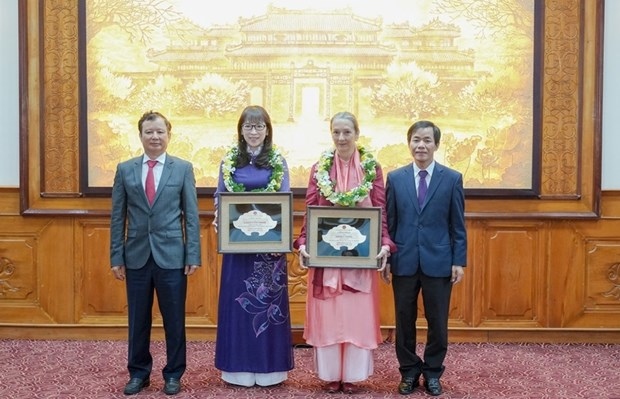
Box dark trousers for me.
[126,255,187,380]
[392,270,453,379]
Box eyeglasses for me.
[242,123,266,132]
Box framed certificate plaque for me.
[217,192,293,253]
[305,206,382,268]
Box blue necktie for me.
[418,170,428,206]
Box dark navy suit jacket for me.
[386,162,467,277]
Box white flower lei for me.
[222,145,285,192]
[315,145,377,207]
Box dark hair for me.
[407,120,441,144]
[138,110,171,133]
[236,105,273,168]
[330,111,360,134]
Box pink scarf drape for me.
[313,149,374,299]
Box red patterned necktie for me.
[418,170,428,206]
[145,160,157,205]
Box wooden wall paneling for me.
[448,220,477,328]
[600,191,620,218]
[3,198,620,339]
[375,219,477,331]
[477,220,547,328]
[74,218,127,324]
[0,216,74,323]
[40,0,80,196]
[546,220,587,327]
[580,0,604,209]
[74,218,221,326]
[377,270,396,328]
[540,0,581,197]
[0,188,21,215]
[38,218,76,323]
[584,240,620,315]
[286,252,309,329]
[550,219,620,328]
[21,0,110,214]
[443,220,475,328]
[0,216,52,323]
[469,219,483,328]
[288,212,309,328]
[187,219,219,326]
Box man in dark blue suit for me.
[385,120,467,396]
[110,111,201,396]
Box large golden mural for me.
[84,0,536,192]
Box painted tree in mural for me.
[183,74,250,118]
[431,0,535,187]
[86,0,183,114]
[130,74,184,117]
[89,68,135,112]
[377,144,411,173]
[88,0,183,44]
[370,63,446,120]
[433,0,535,115]
[433,0,534,42]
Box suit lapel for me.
[153,156,174,205]
[130,157,150,206]
[401,165,421,212]
[422,163,445,210]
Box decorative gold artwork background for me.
[82,0,537,192]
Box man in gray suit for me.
[110,111,201,396]
[385,120,467,396]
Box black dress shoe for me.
[424,377,442,396]
[163,378,181,395]
[123,377,150,395]
[397,376,420,395]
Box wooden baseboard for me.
[1,325,619,344]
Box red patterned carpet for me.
[1,339,619,398]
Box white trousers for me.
[221,371,288,387]
[314,343,374,383]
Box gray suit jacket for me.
[386,162,467,277]
[110,154,201,269]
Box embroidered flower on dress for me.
[235,255,288,337]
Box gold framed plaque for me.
[217,192,293,253]
[305,206,382,268]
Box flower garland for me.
[315,145,377,207]
[222,145,285,192]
